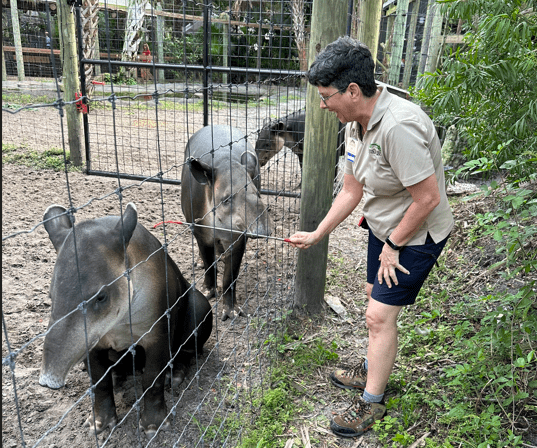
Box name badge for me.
[347,137,359,163]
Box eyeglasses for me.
[319,89,344,106]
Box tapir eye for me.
[94,292,108,304]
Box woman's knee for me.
[365,301,401,334]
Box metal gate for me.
[73,0,320,197]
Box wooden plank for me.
[3,45,60,55]
[445,34,465,44]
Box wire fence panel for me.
[2,1,315,447]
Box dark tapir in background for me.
[255,109,345,179]
[39,203,213,436]
[181,125,273,321]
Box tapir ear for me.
[114,202,138,247]
[187,157,214,185]
[43,205,73,253]
[272,120,287,133]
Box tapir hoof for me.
[221,306,248,321]
[166,368,186,387]
[84,413,118,434]
[140,417,171,437]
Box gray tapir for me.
[255,109,345,178]
[39,203,213,436]
[181,125,273,321]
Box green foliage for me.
[2,93,52,106]
[372,239,537,447]
[407,11,536,446]
[103,71,137,85]
[414,0,537,181]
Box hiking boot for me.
[330,360,367,390]
[330,395,387,438]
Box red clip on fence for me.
[74,92,88,114]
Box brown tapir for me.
[39,202,213,436]
[181,125,273,321]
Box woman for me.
[287,36,453,438]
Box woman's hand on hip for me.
[378,244,410,288]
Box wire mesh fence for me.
[2,2,313,447]
[2,0,452,446]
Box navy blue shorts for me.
[367,230,449,306]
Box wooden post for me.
[401,0,419,89]
[2,35,7,81]
[10,0,25,81]
[58,0,83,166]
[424,2,443,74]
[293,0,347,316]
[359,0,383,65]
[387,0,409,86]
[155,2,164,82]
[94,22,101,76]
[221,13,229,102]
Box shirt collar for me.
[367,85,393,131]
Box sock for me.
[363,389,384,404]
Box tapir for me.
[181,125,273,321]
[255,109,345,178]
[39,202,213,436]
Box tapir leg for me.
[139,344,170,436]
[84,350,118,434]
[171,290,213,386]
[222,238,247,321]
[198,242,217,299]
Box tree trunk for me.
[417,0,435,81]
[291,0,308,72]
[58,0,83,166]
[382,14,395,82]
[401,0,419,89]
[293,0,348,316]
[424,2,444,74]
[10,0,25,81]
[122,0,149,78]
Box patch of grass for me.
[2,143,79,172]
[199,328,339,447]
[326,253,349,291]
[2,92,51,106]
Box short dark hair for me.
[306,36,377,97]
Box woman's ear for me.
[347,83,361,98]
